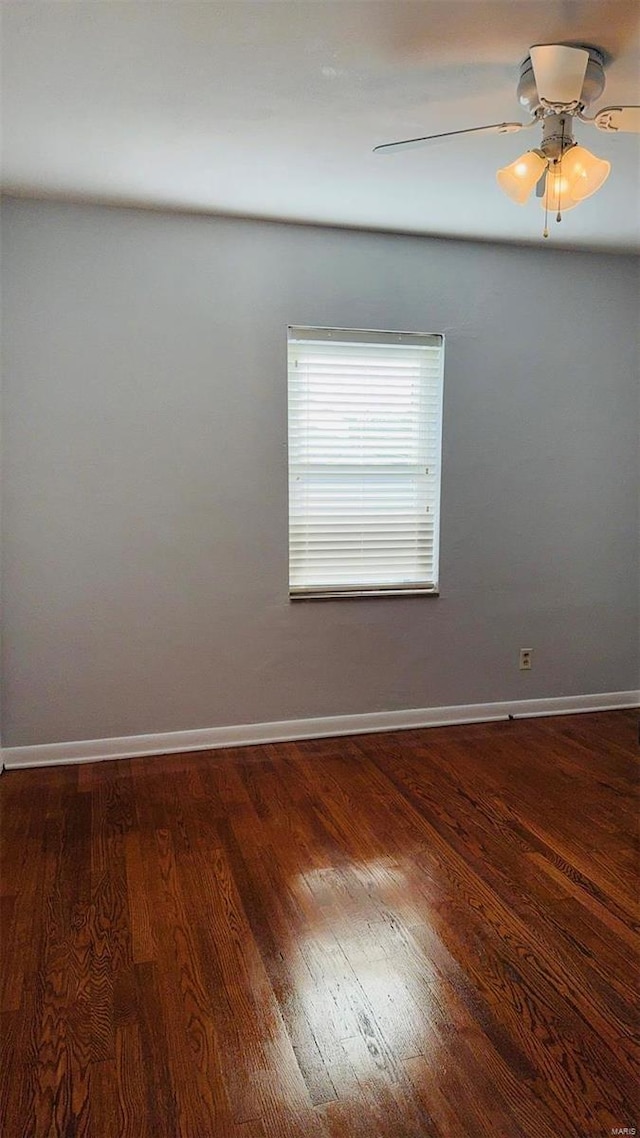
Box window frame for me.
[287,325,445,601]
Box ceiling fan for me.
[373,44,640,236]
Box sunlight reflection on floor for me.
[287,859,441,1083]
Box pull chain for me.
[557,120,566,223]
[543,173,549,238]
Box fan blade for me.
[535,170,547,198]
[530,44,589,107]
[373,122,524,154]
[592,106,640,133]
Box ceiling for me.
[2,1,640,251]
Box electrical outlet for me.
[519,648,533,671]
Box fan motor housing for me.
[539,114,575,159]
[518,45,605,113]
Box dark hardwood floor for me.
[1,710,638,1137]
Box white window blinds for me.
[288,327,444,598]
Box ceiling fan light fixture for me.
[496,149,548,204]
[375,42,639,238]
[539,166,580,212]
[559,144,611,201]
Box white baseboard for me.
[2,690,638,770]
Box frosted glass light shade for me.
[560,145,611,202]
[496,151,548,204]
[540,167,579,212]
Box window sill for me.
[290,588,440,601]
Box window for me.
[287,326,444,598]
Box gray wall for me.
[1,197,638,747]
